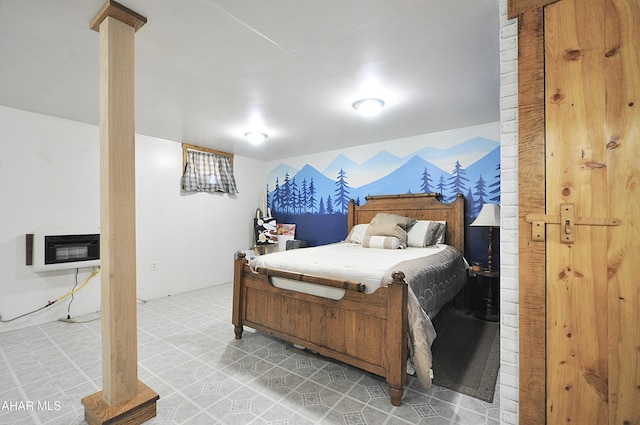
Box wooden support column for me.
[81,2,158,424]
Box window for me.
[181,143,238,194]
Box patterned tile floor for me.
[0,283,500,424]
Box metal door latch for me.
[525,204,621,243]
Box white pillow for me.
[407,220,446,247]
[407,221,426,247]
[362,235,401,249]
[345,224,368,244]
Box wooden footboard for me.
[232,253,408,406]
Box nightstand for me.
[475,270,500,322]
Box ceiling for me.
[0,0,500,161]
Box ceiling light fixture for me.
[244,132,268,145]
[352,98,385,118]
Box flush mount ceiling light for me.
[352,98,385,118]
[244,132,268,145]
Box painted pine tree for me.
[466,187,476,218]
[291,178,300,213]
[489,164,500,204]
[334,168,351,214]
[437,175,447,198]
[307,178,317,214]
[420,166,433,193]
[300,178,308,213]
[448,160,469,201]
[326,195,334,214]
[282,172,291,214]
[271,177,281,212]
[473,174,488,216]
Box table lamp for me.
[470,204,501,272]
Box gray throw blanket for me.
[383,246,467,314]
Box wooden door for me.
[513,0,640,423]
[545,0,609,422]
[545,0,639,423]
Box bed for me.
[232,193,466,406]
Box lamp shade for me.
[470,204,500,227]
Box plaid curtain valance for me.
[182,149,239,194]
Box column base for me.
[81,380,159,425]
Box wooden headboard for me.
[347,193,465,255]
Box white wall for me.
[499,0,519,423]
[134,135,265,300]
[0,105,265,331]
[0,106,101,331]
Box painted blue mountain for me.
[268,136,499,195]
[466,146,500,186]
[410,136,500,171]
[324,150,405,188]
[350,156,452,202]
[267,136,500,216]
[465,146,501,212]
[267,134,500,264]
[361,150,404,168]
[292,164,336,196]
[323,153,360,178]
[268,163,299,188]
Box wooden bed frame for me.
[232,193,465,406]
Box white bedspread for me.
[248,242,465,388]
[249,242,449,294]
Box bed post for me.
[386,270,408,406]
[347,198,357,231]
[232,251,247,339]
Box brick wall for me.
[499,1,519,424]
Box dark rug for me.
[431,309,500,403]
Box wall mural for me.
[266,133,500,267]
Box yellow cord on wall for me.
[55,267,101,302]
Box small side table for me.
[475,270,500,322]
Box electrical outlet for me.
[151,262,158,271]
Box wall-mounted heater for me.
[29,228,100,272]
